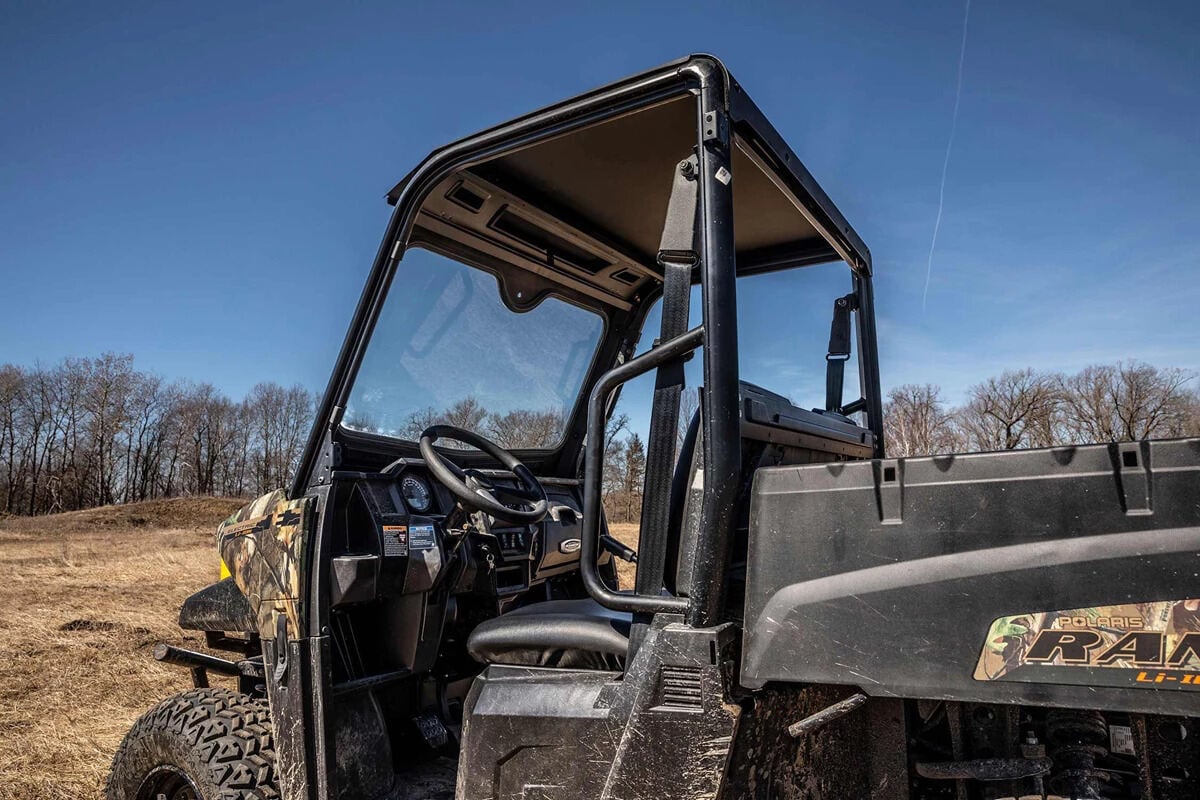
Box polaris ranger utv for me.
[108,55,1200,800]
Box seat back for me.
[664,382,875,603]
[664,402,704,596]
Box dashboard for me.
[327,462,588,608]
[322,459,608,685]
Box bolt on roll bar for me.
[581,326,704,614]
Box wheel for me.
[106,687,279,800]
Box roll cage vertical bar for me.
[686,61,741,628]
[723,74,884,454]
[854,271,886,458]
[579,60,744,625]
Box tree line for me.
[2,353,1195,520]
[885,361,1198,457]
[0,353,316,516]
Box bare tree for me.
[1187,390,1200,437]
[85,353,137,506]
[51,358,92,510]
[883,384,962,456]
[2,347,1196,519]
[677,389,700,451]
[156,383,188,498]
[19,365,56,514]
[487,408,565,449]
[1058,362,1195,444]
[0,365,23,513]
[173,383,240,495]
[403,397,488,445]
[0,354,322,514]
[243,383,316,494]
[620,432,646,523]
[956,369,1061,451]
[600,412,630,513]
[121,371,169,503]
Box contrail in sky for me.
[923,0,972,312]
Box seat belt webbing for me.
[635,156,698,598]
[824,293,857,414]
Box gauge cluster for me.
[392,468,537,520]
[399,474,433,513]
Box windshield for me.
[343,247,605,448]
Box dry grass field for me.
[607,522,640,589]
[0,501,639,799]
[0,497,243,800]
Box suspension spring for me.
[1047,709,1110,799]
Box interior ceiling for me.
[477,95,826,264]
[409,93,837,311]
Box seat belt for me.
[635,155,699,599]
[825,293,858,413]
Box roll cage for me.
[294,53,884,629]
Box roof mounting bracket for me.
[657,155,700,269]
[702,109,728,145]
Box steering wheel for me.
[418,425,549,526]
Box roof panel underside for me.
[476,95,827,267]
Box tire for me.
[106,687,279,800]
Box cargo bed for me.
[741,438,1200,716]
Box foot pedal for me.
[413,711,450,749]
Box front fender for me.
[178,577,257,632]
[217,489,314,639]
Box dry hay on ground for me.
[608,522,639,589]
[0,500,639,799]
[0,496,243,536]
[0,498,242,800]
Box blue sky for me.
[2,1,1197,425]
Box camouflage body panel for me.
[975,599,1200,691]
[217,489,313,640]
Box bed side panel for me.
[741,439,1200,716]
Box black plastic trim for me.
[582,326,703,613]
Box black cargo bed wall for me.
[741,438,1200,716]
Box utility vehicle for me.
[108,55,1200,800]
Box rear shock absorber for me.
[1047,709,1110,799]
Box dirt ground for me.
[0,498,243,800]
[0,501,639,799]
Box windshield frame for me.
[337,238,611,453]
